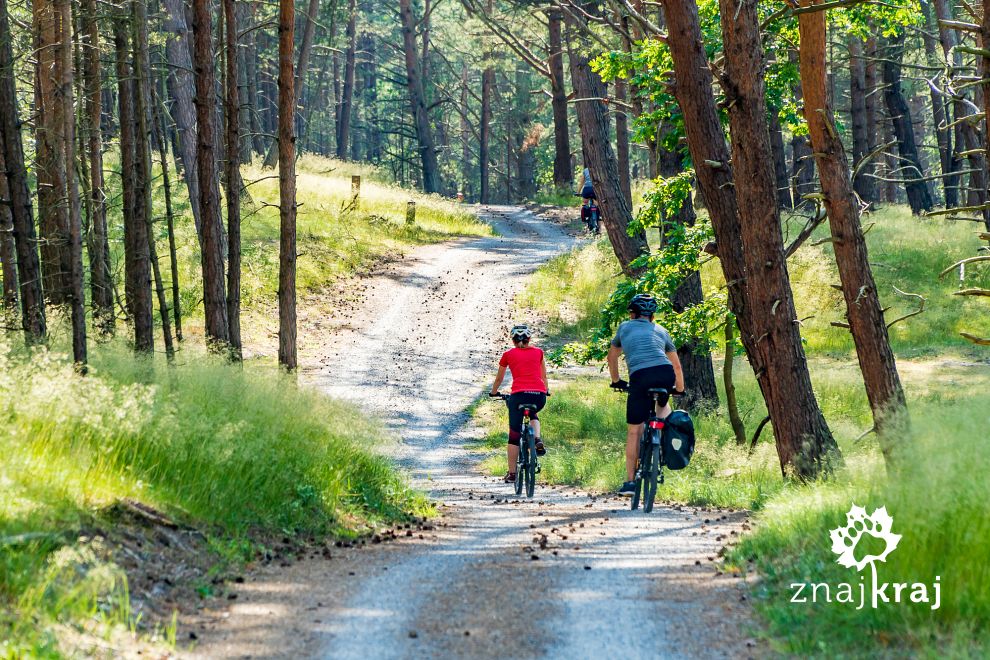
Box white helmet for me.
[510,324,532,342]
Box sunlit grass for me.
[0,340,430,653]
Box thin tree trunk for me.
[336,0,357,159]
[224,0,242,357]
[0,136,16,309]
[615,77,632,207]
[723,317,747,446]
[768,106,792,208]
[980,0,990,231]
[59,0,85,365]
[152,88,183,342]
[662,0,838,479]
[882,35,935,214]
[547,8,571,191]
[246,2,264,156]
[82,0,112,328]
[798,0,907,459]
[263,0,322,169]
[848,37,876,203]
[567,9,648,277]
[162,0,202,237]
[789,51,816,209]
[480,64,494,203]
[399,0,440,193]
[278,0,297,369]
[919,0,955,207]
[0,0,45,339]
[192,0,230,348]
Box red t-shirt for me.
[499,346,547,393]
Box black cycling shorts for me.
[581,186,596,200]
[507,391,547,442]
[626,365,675,425]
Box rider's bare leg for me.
[656,401,673,419]
[625,423,644,481]
[531,419,541,440]
[507,443,519,472]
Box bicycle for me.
[617,386,673,513]
[574,192,601,235]
[490,393,540,498]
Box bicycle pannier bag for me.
[662,410,695,470]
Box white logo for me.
[789,504,940,610]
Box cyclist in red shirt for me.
[489,325,549,483]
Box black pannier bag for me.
[662,410,695,470]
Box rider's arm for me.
[541,355,549,394]
[607,345,623,383]
[490,364,508,395]
[667,350,685,393]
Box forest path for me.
[187,207,761,659]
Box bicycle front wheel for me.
[631,435,646,511]
[525,431,537,498]
[643,438,661,513]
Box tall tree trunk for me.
[980,0,990,231]
[882,35,935,214]
[919,0,956,207]
[224,0,242,357]
[162,0,202,237]
[1,0,45,339]
[848,36,876,203]
[60,0,85,365]
[480,63,494,203]
[615,77,632,207]
[263,0,322,169]
[246,2,264,156]
[82,0,112,329]
[0,135,17,309]
[798,1,907,459]
[515,66,536,200]
[566,10,648,277]
[116,13,153,352]
[661,0,838,479]
[34,0,72,304]
[864,35,880,192]
[547,8,571,191]
[360,32,381,162]
[399,0,440,193]
[768,106,792,208]
[278,0,297,369]
[152,88,183,341]
[192,0,230,347]
[336,0,357,159]
[789,51,816,209]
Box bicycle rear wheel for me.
[631,435,646,510]
[643,440,661,513]
[525,431,537,498]
[514,437,524,496]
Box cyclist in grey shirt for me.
[607,293,684,497]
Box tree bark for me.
[547,8,571,191]
[278,0,298,370]
[615,77,632,207]
[882,34,935,214]
[515,66,537,200]
[789,51,816,209]
[0,134,16,310]
[768,106,792,208]
[798,1,907,459]
[115,13,153,352]
[192,0,230,347]
[0,0,45,339]
[399,0,440,193]
[980,0,990,231]
[567,10,648,277]
[661,0,838,479]
[480,63,494,203]
[34,0,72,304]
[81,0,112,328]
[336,0,357,160]
[224,0,242,357]
[152,87,183,341]
[848,37,876,203]
[162,0,202,237]
[919,0,956,207]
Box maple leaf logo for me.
[829,504,901,572]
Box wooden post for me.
[406,200,416,224]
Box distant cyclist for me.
[578,165,596,203]
[607,294,685,497]
[489,325,549,483]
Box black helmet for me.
[510,324,532,342]
[628,293,658,316]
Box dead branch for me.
[953,288,990,297]
[960,332,990,345]
[886,287,926,329]
[938,255,990,278]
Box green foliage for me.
[0,341,429,652]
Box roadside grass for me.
[480,202,990,655]
[0,340,430,655]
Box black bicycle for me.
[574,192,601,235]
[491,393,540,498]
[621,386,672,513]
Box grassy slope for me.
[1,158,470,655]
[475,206,990,655]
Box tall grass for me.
[0,341,429,653]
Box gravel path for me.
[187,207,763,659]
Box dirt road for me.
[188,207,761,659]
